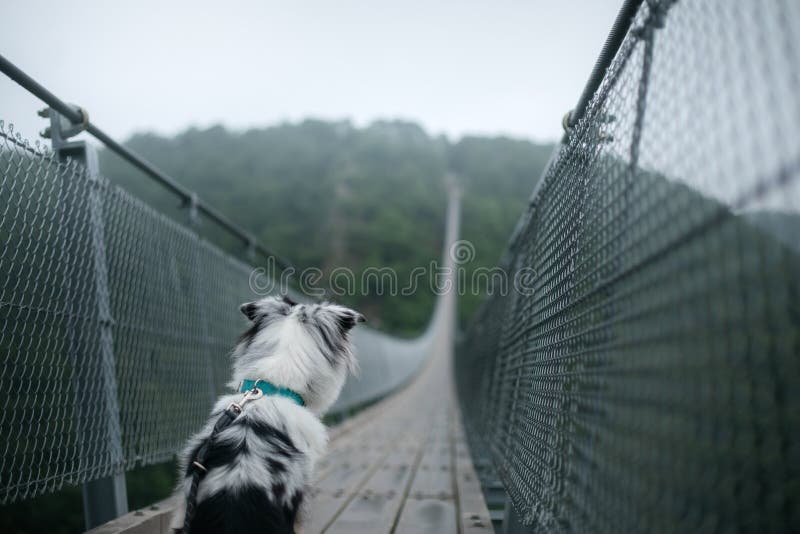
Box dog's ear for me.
[329,305,366,334]
[240,302,259,321]
[282,295,298,306]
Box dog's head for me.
[230,295,365,414]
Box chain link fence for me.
[0,122,258,503]
[457,0,800,531]
[0,115,443,505]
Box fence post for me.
[47,109,128,528]
[502,497,529,534]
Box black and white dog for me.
[171,296,364,534]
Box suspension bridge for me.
[2,0,799,532]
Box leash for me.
[179,386,264,534]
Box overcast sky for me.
[1,0,620,144]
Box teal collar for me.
[239,379,305,407]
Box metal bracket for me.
[186,192,201,226]
[562,110,574,134]
[39,105,89,150]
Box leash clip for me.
[228,385,263,413]
[241,387,263,404]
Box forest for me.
[100,119,554,332]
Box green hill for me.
[99,119,554,333]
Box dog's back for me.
[175,395,325,534]
[189,483,299,534]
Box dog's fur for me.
[170,296,363,534]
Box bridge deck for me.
[305,184,490,533]
[307,337,490,534]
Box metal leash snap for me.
[238,386,263,409]
[244,387,263,401]
[227,380,264,413]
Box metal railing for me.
[456,0,800,531]
[0,53,290,270]
[0,56,443,529]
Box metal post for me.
[502,497,529,534]
[47,109,128,528]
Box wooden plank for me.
[84,497,177,534]
[407,436,453,500]
[324,447,420,534]
[310,403,427,533]
[305,493,349,534]
[306,444,390,533]
[315,448,386,494]
[452,419,494,533]
[315,435,390,485]
[394,498,458,534]
[392,403,459,533]
[315,439,363,482]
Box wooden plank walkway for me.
[306,267,493,534]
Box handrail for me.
[563,0,644,138]
[0,52,291,270]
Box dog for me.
[170,295,364,534]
